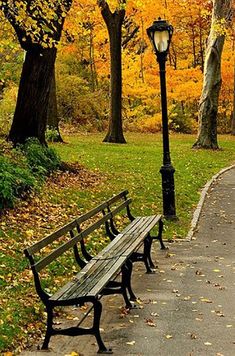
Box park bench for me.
[24,190,165,353]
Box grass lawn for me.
[54,132,235,239]
[0,132,235,353]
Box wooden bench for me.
[24,190,165,353]
[100,190,165,273]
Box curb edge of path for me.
[185,164,235,241]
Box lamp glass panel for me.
[154,30,169,52]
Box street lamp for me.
[147,18,177,220]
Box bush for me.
[0,139,61,210]
[22,138,61,177]
[0,155,35,209]
[57,75,109,131]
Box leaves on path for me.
[145,318,156,327]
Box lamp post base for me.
[160,164,177,220]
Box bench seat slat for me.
[68,216,161,298]
[34,212,113,272]
[50,218,143,300]
[51,215,160,301]
[26,220,78,255]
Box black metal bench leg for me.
[121,265,133,309]
[146,233,155,269]
[125,260,137,301]
[144,237,155,274]
[93,300,113,354]
[41,305,53,350]
[157,219,166,250]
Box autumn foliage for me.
[0,0,233,136]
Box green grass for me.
[0,132,235,354]
[53,132,235,239]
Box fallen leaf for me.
[190,333,197,339]
[150,312,159,317]
[200,298,212,303]
[172,289,179,294]
[165,335,173,339]
[145,318,156,327]
[183,296,191,301]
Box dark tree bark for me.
[47,67,63,142]
[2,1,72,145]
[9,48,57,145]
[98,0,126,143]
[193,0,232,149]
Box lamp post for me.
[147,18,177,220]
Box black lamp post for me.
[147,18,177,220]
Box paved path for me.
[21,168,235,356]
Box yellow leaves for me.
[200,297,213,303]
[212,18,228,37]
[145,318,156,327]
[26,229,34,238]
[1,0,72,49]
[165,334,173,339]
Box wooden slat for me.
[105,190,128,206]
[76,201,108,225]
[52,215,161,301]
[87,257,127,296]
[25,219,78,255]
[26,190,130,257]
[79,216,161,297]
[75,190,129,225]
[53,217,154,300]
[110,198,132,217]
[51,220,142,301]
[34,212,113,272]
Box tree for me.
[98,0,126,143]
[0,1,72,145]
[47,67,63,142]
[231,30,235,135]
[193,0,232,149]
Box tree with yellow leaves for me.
[98,0,127,143]
[0,0,72,145]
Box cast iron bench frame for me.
[24,190,165,353]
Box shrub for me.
[135,114,162,133]
[0,139,61,210]
[56,75,109,131]
[22,138,61,177]
[0,155,35,209]
[46,127,62,143]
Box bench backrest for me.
[24,190,133,300]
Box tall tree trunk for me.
[140,17,145,83]
[8,48,57,145]
[199,24,204,72]
[193,0,232,149]
[231,33,235,135]
[2,0,72,146]
[98,0,126,143]
[47,67,63,142]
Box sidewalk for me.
[21,167,235,356]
